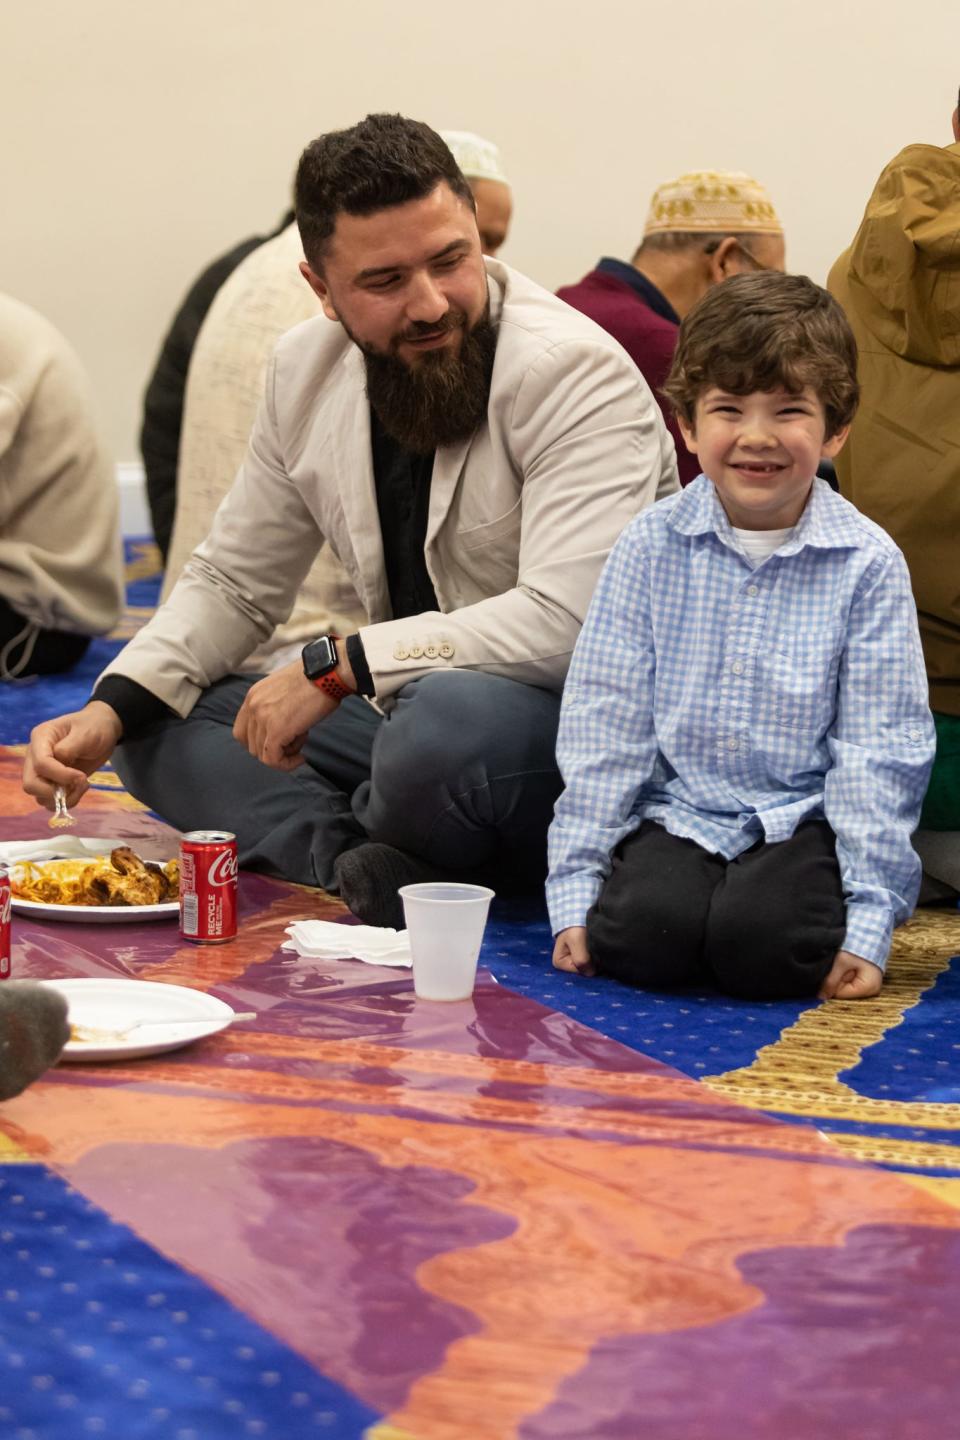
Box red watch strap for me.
[313,670,354,704]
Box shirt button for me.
[393,645,409,661]
[439,642,455,659]
[409,644,424,659]
[746,585,759,597]
[424,643,439,659]
[731,661,744,675]
[909,728,922,742]
[727,737,738,750]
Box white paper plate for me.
[13,896,179,924]
[40,978,236,1062]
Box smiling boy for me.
[547,272,935,1001]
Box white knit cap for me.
[440,130,510,187]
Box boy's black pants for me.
[586,819,847,1000]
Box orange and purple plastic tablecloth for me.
[3,782,960,1438]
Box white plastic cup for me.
[399,882,495,1001]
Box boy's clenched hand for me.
[552,927,596,977]
[818,949,883,1001]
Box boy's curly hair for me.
[663,272,859,439]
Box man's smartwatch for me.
[302,635,354,704]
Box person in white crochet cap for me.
[440,130,512,255]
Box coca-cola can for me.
[0,864,11,980]
[179,831,238,944]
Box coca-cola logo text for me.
[207,852,239,888]
[0,890,10,926]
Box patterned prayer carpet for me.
[3,540,960,1206]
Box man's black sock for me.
[333,843,453,929]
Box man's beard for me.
[350,306,498,454]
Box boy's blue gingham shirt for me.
[546,476,936,969]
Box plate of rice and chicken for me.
[10,846,180,922]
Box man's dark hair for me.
[295,113,475,269]
[663,272,859,439]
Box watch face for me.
[302,635,337,680]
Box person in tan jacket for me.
[828,97,960,896]
[162,129,512,679]
[0,294,122,680]
[22,114,677,926]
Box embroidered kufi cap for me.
[643,170,782,235]
[440,130,510,187]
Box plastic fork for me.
[48,787,76,830]
[69,1012,257,1043]
[119,1010,257,1035]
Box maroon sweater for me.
[557,261,700,485]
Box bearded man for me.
[23,113,678,926]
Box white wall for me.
[3,0,958,464]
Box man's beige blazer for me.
[163,223,366,675]
[101,260,679,715]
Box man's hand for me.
[22,702,123,809]
[552,926,596,976]
[818,949,883,1001]
[233,660,341,770]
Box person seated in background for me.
[828,91,960,904]
[22,113,677,929]
[141,206,294,560]
[0,982,70,1102]
[440,130,512,255]
[161,128,512,676]
[547,272,934,1002]
[557,170,785,485]
[160,219,366,675]
[0,293,123,681]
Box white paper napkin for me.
[0,837,130,865]
[282,921,412,968]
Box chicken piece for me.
[161,859,180,901]
[144,858,180,902]
[110,846,149,878]
[77,848,164,906]
[113,871,165,906]
[84,871,134,905]
[85,872,113,904]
